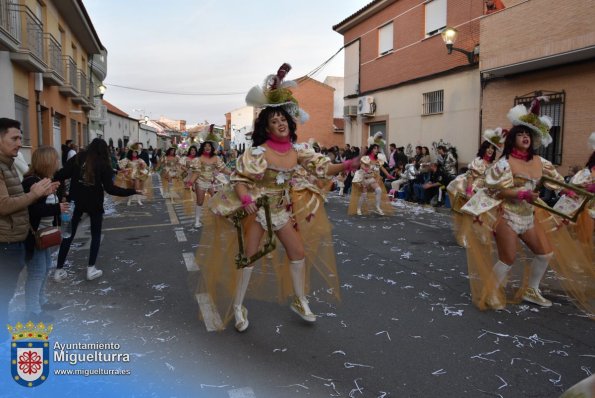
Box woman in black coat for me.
[54,138,139,282]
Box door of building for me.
[52,116,62,154]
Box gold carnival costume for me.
[159,155,184,200]
[447,157,497,246]
[569,166,595,262]
[114,157,152,204]
[195,143,340,330]
[190,156,227,191]
[459,98,594,317]
[194,63,349,332]
[348,155,393,216]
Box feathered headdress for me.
[482,127,505,151]
[198,124,222,144]
[367,131,386,149]
[245,63,309,124]
[507,95,553,148]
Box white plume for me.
[245,85,268,107]
[507,104,527,125]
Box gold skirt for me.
[195,188,341,330]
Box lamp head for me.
[98,84,106,95]
[441,27,458,46]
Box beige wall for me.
[482,61,595,173]
[345,69,481,165]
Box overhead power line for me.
[306,46,345,79]
[106,83,245,96]
[106,47,346,96]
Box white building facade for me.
[230,106,256,151]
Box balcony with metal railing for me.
[82,83,96,111]
[91,48,107,81]
[59,55,79,97]
[42,33,64,86]
[73,69,88,105]
[0,0,19,51]
[9,3,46,72]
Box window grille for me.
[14,95,30,146]
[422,90,444,115]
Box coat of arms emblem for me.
[7,321,52,387]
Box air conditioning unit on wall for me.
[358,96,375,115]
[343,105,358,117]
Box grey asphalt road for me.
[7,181,593,398]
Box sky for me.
[84,0,367,126]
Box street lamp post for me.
[440,27,479,64]
[91,83,107,142]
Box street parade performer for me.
[116,144,151,206]
[447,127,503,246]
[158,147,182,202]
[568,133,595,261]
[185,126,230,228]
[195,63,359,332]
[348,144,394,216]
[458,96,594,317]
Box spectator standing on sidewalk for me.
[54,138,139,282]
[0,118,57,328]
[22,146,68,322]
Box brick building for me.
[334,0,484,164]
[227,76,343,150]
[480,0,595,173]
[292,76,343,149]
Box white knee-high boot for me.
[493,260,511,287]
[233,267,253,332]
[522,252,553,307]
[357,192,366,215]
[289,259,316,322]
[194,205,202,228]
[374,187,384,215]
[486,260,511,310]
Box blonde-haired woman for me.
[22,146,67,322]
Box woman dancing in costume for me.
[196,63,358,332]
[568,135,595,260]
[186,134,230,228]
[159,147,180,201]
[466,97,594,315]
[348,144,393,216]
[118,147,149,206]
[447,128,503,246]
[180,145,198,188]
